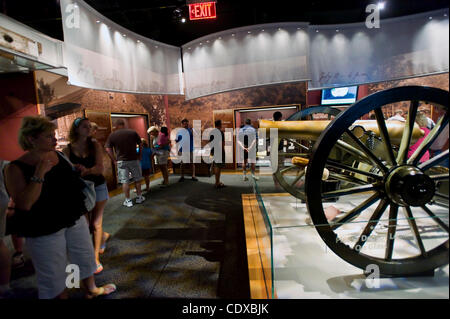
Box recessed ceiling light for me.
[137,40,140,43]
[248,31,251,34]
[232,34,235,36]
[155,45,158,48]
[336,29,339,32]
[96,20,100,23]
[261,29,264,32]
[218,37,222,40]
[429,16,433,20]
[123,34,126,37]
[316,30,319,33]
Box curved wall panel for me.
[60,0,183,95]
[182,22,310,100]
[308,9,449,89]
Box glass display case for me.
[248,170,449,299]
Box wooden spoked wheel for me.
[272,106,341,201]
[306,86,449,275]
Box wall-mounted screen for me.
[321,86,358,105]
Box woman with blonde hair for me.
[63,117,109,275]
[4,116,115,298]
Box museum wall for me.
[0,73,39,161]
[167,82,307,130]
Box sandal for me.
[86,283,117,299]
[94,263,103,275]
[214,183,226,189]
[99,233,111,254]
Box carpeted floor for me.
[6,172,254,299]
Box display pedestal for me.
[243,186,449,299]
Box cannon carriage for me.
[259,86,449,276]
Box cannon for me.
[259,86,449,276]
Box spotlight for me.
[377,2,385,10]
[181,17,186,23]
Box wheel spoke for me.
[397,100,419,164]
[421,205,449,233]
[430,174,449,182]
[336,140,373,165]
[332,193,380,230]
[434,192,449,201]
[290,170,305,186]
[345,129,389,173]
[322,184,378,199]
[375,108,397,166]
[409,114,449,166]
[403,206,427,257]
[419,149,449,171]
[279,165,297,174]
[353,199,389,251]
[326,159,383,180]
[385,204,399,261]
[328,172,367,185]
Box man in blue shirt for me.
[237,119,259,181]
[176,119,198,182]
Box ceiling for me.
[1,0,449,46]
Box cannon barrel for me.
[259,119,424,144]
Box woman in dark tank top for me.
[4,116,115,298]
[63,117,110,275]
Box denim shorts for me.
[95,182,109,202]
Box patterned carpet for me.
[6,172,253,299]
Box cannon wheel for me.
[306,86,449,276]
[273,106,341,200]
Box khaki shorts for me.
[155,150,170,165]
[117,160,143,184]
[25,217,97,299]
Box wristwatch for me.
[30,176,45,183]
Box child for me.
[139,138,152,192]
[155,127,170,186]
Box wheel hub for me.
[385,165,435,207]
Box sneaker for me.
[178,176,185,182]
[12,252,25,269]
[243,175,248,181]
[123,198,133,207]
[135,195,146,204]
[251,174,259,181]
[191,177,198,181]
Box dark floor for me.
[6,173,254,299]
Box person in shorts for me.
[139,138,152,192]
[176,119,198,182]
[105,119,145,208]
[210,120,226,188]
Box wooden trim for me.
[242,194,277,299]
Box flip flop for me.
[94,263,103,275]
[86,283,117,299]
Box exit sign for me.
[189,2,217,20]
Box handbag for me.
[58,151,96,212]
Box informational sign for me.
[188,2,217,20]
